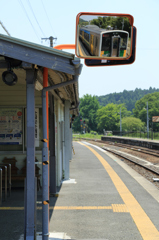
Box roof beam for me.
[0,35,81,75]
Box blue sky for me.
[0,0,159,97]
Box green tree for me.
[119,117,145,131]
[72,94,100,132]
[79,18,89,27]
[80,94,99,131]
[133,92,159,131]
[91,16,131,35]
[96,103,131,133]
[96,87,159,112]
[72,116,81,133]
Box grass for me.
[73,132,159,141]
[73,133,103,141]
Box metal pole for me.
[49,37,53,47]
[42,89,49,240]
[0,165,8,200]
[8,164,11,197]
[120,108,122,136]
[41,74,79,240]
[0,168,2,205]
[4,166,7,201]
[49,95,56,194]
[41,36,57,48]
[25,69,36,240]
[147,102,149,139]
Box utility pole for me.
[147,102,149,139]
[41,36,57,47]
[120,107,122,136]
[122,19,124,30]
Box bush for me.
[90,131,97,135]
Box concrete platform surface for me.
[0,141,159,240]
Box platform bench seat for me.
[2,157,41,190]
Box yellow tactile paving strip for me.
[0,207,24,210]
[111,204,129,212]
[0,204,128,212]
[79,142,159,240]
[1,142,159,239]
[50,204,128,212]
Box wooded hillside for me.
[96,87,159,111]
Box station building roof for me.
[0,34,82,114]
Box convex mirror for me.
[75,12,134,60]
[85,26,136,67]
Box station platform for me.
[101,135,159,149]
[1,141,159,239]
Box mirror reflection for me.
[76,14,133,59]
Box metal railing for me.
[0,163,11,205]
[0,168,2,205]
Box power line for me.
[40,0,57,37]
[0,21,11,36]
[26,0,46,37]
[18,0,40,41]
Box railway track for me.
[107,141,159,157]
[81,138,159,158]
[79,138,159,188]
[101,146,159,175]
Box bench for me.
[21,158,41,190]
[2,157,41,190]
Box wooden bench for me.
[2,157,41,190]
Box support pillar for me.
[24,69,36,240]
[42,69,49,240]
[49,94,56,194]
[41,76,78,238]
[64,101,71,180]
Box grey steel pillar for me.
[61,121,65,178]
[41,77,79,239]
[70,126,73,160]
[42,89,49,240]
[8,164,11,197]
[49,94,56,194]
[0,168,2,205]
[147,102,149,139]
[25,69,36,240]
[4,166,7,201]
[120,108,122,136]
[64,101,71,180]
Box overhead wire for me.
[18,0,40,41]
[40,0,57,38]
[0,21,11,36]
[26,0,46,37]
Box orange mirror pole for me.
[43,67,49,149]
[54,44,75,50]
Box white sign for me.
[35,108,39,147]
[0,108,22,145]
[25,108,39,147]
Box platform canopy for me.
[0,34,82,114]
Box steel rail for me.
[102,146,159,176]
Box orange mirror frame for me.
[75,12,134,60]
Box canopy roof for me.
[0,34,82,113]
